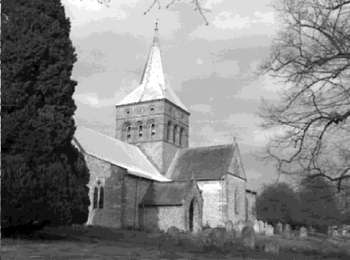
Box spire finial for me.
[153,19,160,45]
[155,19,159,32]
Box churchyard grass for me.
[1,225,350,260]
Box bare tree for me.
[261,0,350,190]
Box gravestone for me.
[258,220,265,234]
[265,224,274,236]
[308,226,316,235]
[283,224,292,238]
[299,226,307,238]
[264,240,280,255]
[275,222,283,235]
[253,220,260,233]
[210,227,226,248]
[234,220,246,236]
[225,220,234,232]
[241,226,256,249]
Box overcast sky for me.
[62,0,285,190]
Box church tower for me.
[115,21,190,174]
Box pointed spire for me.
[116,20,189,113]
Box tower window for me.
[173,125,178,144]
[150,106,155,111]
[138,124,143,137]
[127,125,131,139]
[167,121,172,141]
[179,127,184,146]
[151,123,156,136]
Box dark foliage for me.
[299,177,342,232]
[256,183,300,226]
[1,0,90,234]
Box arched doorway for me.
[188,199,200,232]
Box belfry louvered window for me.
[167,121,172,141]
[151,123,156,136]
[138,123,143,138]
[173,125,178,144]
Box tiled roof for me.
[73,126,169,182]
[116,28,188,112]
[141,181,193,206]
[166,143,246,181]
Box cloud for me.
[215,60,240,78]
[213,12,252,30]
[235,74,282,101]
[190,104,213,114]
[62,0,141,26]
[204,0,225,9]
[254,11,275,25]
[212,10,275,31]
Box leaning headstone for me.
[265,224,274,236]
[283,224,292,238]
[241,226,256,249]
[299,226,308,238]
[275,222,283,235]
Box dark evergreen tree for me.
[298,177,341,232]
[256,183,300,226]
[1,0,90,234]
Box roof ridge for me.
[77,126,139,150]
[181,143,233,151]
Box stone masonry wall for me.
[225,174,247,224]
[85,154,125,228]
[115,99,189,174]
[122,174,152,229]
[158,206,185,231]
[246,191,257,222]
[197,180,225,227]
[140,206,185,232]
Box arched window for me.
[151,123,156,136]
[93,187,98,209]
[99,186,104,209]
[137,122,143,138]
[123,122,131,140]
[167,121,172,141]
[173,125,178,144]
[127,125,131,139]
[234,188,239,214]
[179,127,184,146]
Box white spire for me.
[117,20,188,112]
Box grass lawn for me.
[1,226,350,260]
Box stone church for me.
[73,24,256,232]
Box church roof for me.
[116,23,188,113]
[141,181,193,206]
[166,143,247,181]
[73,126,169,182]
